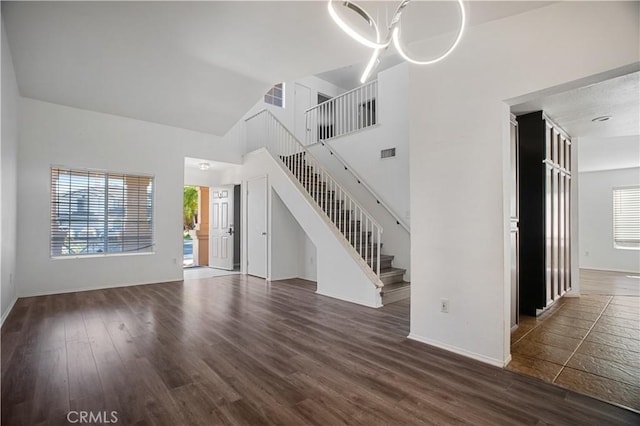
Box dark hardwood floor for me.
[2,275,638,425]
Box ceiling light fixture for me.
[199,162,211,171]
[591,115,612,122]
[329,0,466,83]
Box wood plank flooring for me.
[3,275,639,425]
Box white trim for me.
[580,266,640,274]
[408,333,509,368]
[504,354,512,366]
[17,278,183,299]
[52,250,155,260]
[1,297,18,327]
[315,289,381,309]
[245,174,269,280]
[564,289,581,298]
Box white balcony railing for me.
[304,80,378,145]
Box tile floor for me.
[183,266,241,280]
[508,289,640,411]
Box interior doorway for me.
[507,71,640,411]
[247,176,268,278]
[210,185,236,270]
[183,185,198,268]
[183,185,210,268]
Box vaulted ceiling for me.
[2,1,554,136]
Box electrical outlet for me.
[440,298,449,313]
[9,273,13,285]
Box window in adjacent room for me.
[50,167,154,257]
[613,186,640,250]
[264,83,285,107]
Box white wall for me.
[298,231,317,282]
[269,189,317,281]
[269,189,309,280]
[579,167,640,273]
[579,135,640,172]
[324,62,410,227]
[183,164,242,188]
[1,16,19,322]
[17,98,242,297]
[409,1,639,366]
[243,149,380,307]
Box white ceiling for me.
[512,71,640,173]
[512,72,640,139]
[3,1,555,136]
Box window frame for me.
[264,83,285,108]
[612,185,640,251]
[50,166,156,259]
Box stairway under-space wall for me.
[244,110,410,306]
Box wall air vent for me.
[381,148,396,159]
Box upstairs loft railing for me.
[245,109,383,281]
[304,80,378,145]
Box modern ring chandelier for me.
[328,0,466,83]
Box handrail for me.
[247,108,383,281]
[303,80,377,114]
[317,141,411,233]
[304,80,378,145]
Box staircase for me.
[281,151,410,305]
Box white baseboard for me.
[580,267,640,274]
[315,289,382,309]
[564,289,581,298]
[1,297,18,327]
[408,333,509,368]
[18,278,183,298]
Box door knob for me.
[261,232,267,235]
[228,227,234,235]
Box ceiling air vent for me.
[381,148,396,159]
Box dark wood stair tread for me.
[363,254,393,262]
[379,268,406,277]
[380,281,410,292]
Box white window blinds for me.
[51,167,154,257]
[613,186,640,249]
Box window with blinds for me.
[50,167,154,257]
[613,186,640,249]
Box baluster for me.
[376,228,381,277]
[368,83,372,126]
[349,198,353,247]
[365,218,370,269]
[359,208,363,260]
[330,179,338,224]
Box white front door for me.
[294,83,311,143]
[210,185,234,270]
[247,177,267,278]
